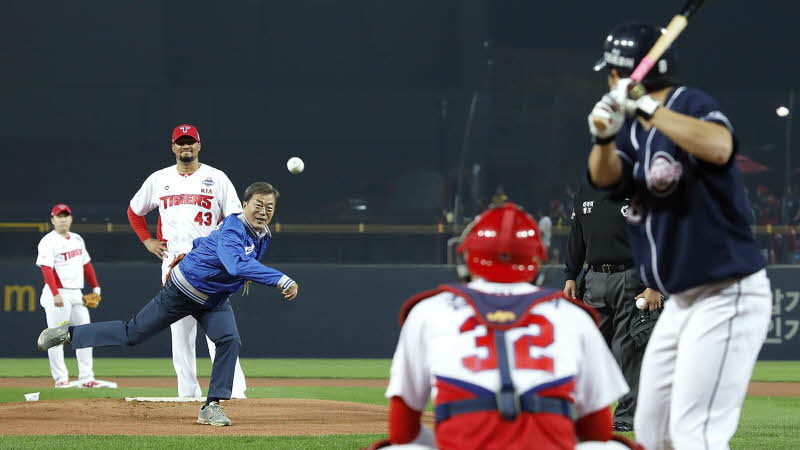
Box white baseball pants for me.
[634,269,772,450]
[40,288,94,384]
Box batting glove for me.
[588,93,624,144]
[612,78,661,120]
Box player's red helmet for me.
[457,203,547,283]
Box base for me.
[65,379,118,389]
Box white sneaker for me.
[197,401,232,426]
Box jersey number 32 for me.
[460,314,554,373]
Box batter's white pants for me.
[162,256,247,398]
[40,288,94,384]
[634,269,772,450]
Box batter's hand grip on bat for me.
[592,117,610,134]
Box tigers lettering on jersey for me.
[160,194,214,210]
[61,249,83,261]
[36,232,91,289]
[130,164,242,256]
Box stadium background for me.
[0,1,798,448]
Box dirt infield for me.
[0,378,796,436]
[1,378,798,396]
[0,398,390,436]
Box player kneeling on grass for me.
[36,182,299,427]
[368,203,641,450]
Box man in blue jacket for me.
[36,181,298,426]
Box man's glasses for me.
[250,203,272,215]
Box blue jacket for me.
[170,214,293,308]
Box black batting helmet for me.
[593,23,677,91]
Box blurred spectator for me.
[752,185,779,225]
[550,200,569,227]
[782,185,800,225]
[537,209,552,260]
[490,185,509,207]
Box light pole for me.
[777,90,795,195]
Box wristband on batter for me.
[635,96,660,121]
[593,134,617,145]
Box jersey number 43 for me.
[194,212,213,226]
[460,314,554,373]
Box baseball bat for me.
[593,0,707,133]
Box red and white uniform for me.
[129,163,242,258]
[129,163,247,398]
[386,279,629,450]
[36,231,98,385]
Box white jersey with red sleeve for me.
[385,279,629,450]
[35,231,91,289]
[129,164,242,255]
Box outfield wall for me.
[1,263,797,359]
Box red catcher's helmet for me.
[457,203,547,283]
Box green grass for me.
[2,358,796,381]
[732,396,800,449]
[615,397,800,449]
[750,361,800,382]
[0,358,391,378]
[1,358,798,448]
[0,434,384,449]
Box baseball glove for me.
[83,292,102,308]
[629,308,661,349]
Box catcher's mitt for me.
[83,292,102,308]
[629,308,661,349]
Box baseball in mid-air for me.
[287,157,304,174]
[636,297,647,310]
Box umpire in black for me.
[563,184,662,432]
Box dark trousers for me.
[582,268,645,424]
[70,278,241,399]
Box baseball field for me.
[0,358,798,449]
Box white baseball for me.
[287,157,304,174]
[636,297,647,310]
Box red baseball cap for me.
[51,204,72,216]
[172,124,201,143]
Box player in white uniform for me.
[127,124,247,398]
[36,204,102,388]
[370,203,637,450]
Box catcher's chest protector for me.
[437,284,562,331]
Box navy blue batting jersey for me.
[610,86,764,294]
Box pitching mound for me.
[0,398,389,436]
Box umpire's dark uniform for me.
[564,185,656,430]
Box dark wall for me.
[1,263,798,359]
[0,1,467,224]
[2,1,796,225]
